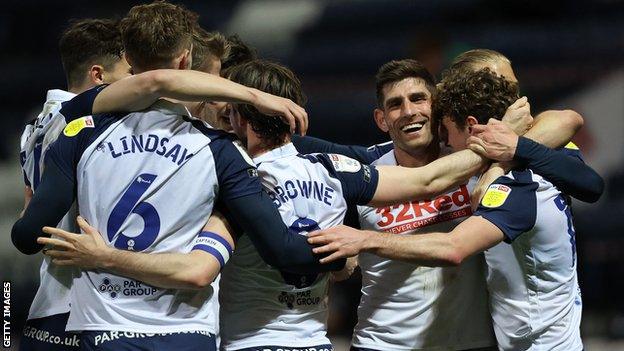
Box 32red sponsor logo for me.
[375,185,472,231]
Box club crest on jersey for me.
[63,116,94,137]
[329,154,361,173]
[481,184,512,208]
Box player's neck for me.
[247,135,292,158]
[393,142,440,168]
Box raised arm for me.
[38,213,235,290]
[90,69,308,134]
[524,109,583,148]
[468,120,604,202]
[369,149,487,207]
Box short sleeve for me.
[210,137,263,201]
[59,84,108,123]
[474,172,539,243]
[314,153,379,206]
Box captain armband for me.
[192,231,234,269]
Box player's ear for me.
[466,116,479,133]
[88,65,105,85]
[177,48,192,70]
[374,108,389,133]
[123,52,135,74]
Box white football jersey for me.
[354,150,495,351]
[46,92,260,334]
[219,143,378,350]
[475,170,583,351]
[19,89,79,320]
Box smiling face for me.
[374,77,434,154]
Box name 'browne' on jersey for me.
[220,143,378,350]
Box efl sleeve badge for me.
[481,184,512,208]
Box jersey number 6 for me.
[107,173,161,251]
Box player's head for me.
[191,27,227,75]
[374,59,437,156]
[188,28,233,130]
[433,67,519,151]
[120,0,197,73]
[449,49,518,84]
[59,18,131,93]
[225,59,306,151]
[220,34,258,71]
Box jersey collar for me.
[150,99,193,118]
[46,89,75,103]
[253,142,298,164]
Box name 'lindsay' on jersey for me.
[45,86,260,334]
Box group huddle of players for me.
[11,1,605,351]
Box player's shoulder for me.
[305,153,365,174]
[185,117,235,142]
[480,170,538,209]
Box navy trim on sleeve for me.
[309,153,379,206]
[208,136,262,201]
[291,135,392,164]
[46,114,119,182]
[11,159,76,254]
[514,136,604,203]
[474,171,538,243]
[59,84,108,123]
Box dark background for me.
[1,0,623,349]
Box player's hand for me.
[250,88,308,135]
[330,256,358,282]
[307,225,372,264]
[467,119,519,161]
[501,96,533,135]
[37,216,112,269]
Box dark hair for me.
[432,68,519,129]
[225,60,306,148]
[59,18,124,88]
[120,0,197,70]
[449,48,510,73]
[220,34,258,71]
[191,26,227,72]
[375,59,436,108]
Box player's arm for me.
[469,120,604,203]
[524,109,583,148]
[308,217,504,266]
[38,213,234,290]
[12,98,117,254]
[309,174,538,265]
[291,134,393,164]
[11,158,75,254]
[369,149,487,207]
[88,69,307,134]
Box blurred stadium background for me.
[1,0,623,349]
